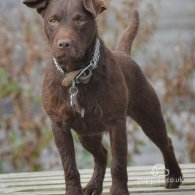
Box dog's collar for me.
[53,39,100,117]
[52,38,100,85]
[53,57,66,74]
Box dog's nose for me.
[57,39,71,49]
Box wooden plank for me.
[0,167,194,181]
[0,171,194,183]
[1,180,194,192]
[0,164,195,194]
[1,186,195,195]
[0,176,194,188]
[0,163,194,179]
[133,192,195,195]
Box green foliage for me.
[167,120,176,134]
[72,131,93,169]
[0,67,20,98]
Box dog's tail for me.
[115,10,139,56]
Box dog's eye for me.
[49,19,59,26]
[77,17,87,25]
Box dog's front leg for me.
[52,122,83,195]
[79,134,107,195]
[109,118,129,195]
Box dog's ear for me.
[22,0,49,15]
[83,0,107,17]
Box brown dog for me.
[23,0,183,195]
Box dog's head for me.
[23,0,106,70]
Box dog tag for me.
[81,108,85,118]
[69,85,78,108]
[69,81,85,118]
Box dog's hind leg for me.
[78,134,107,195]
[127,71,183,188]
[109,118,129,195]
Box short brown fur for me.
[23,0,183,194]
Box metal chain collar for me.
[52,39,101,117]
[53,57,65,74]
[75,39,100,83]
[52,38,100,80]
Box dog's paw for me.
[165,169,183,188]
[110,184,129,195]
[83,182,103,195]
[65,186,84,195]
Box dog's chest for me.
[70,87,119,133]
[43,65,127,131]
[71,112,106,134]
[43,79,104,119]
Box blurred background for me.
[0,0,194,173]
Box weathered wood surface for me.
[0,164,195,195]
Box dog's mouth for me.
[53,49,71,62]
[55,54,72,64]
[52,39,99,73]
[53,51,86,72]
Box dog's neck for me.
[53,38,100,75]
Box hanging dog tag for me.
[81,108,85,118]
[69,81,78,108]
[69,81,85,118]
[70,93,78,108]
